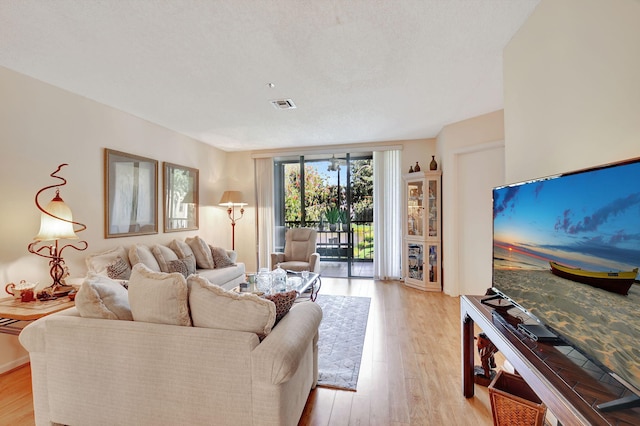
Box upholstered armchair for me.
[271,227,321,273]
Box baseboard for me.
[0,355,29,375]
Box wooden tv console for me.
[460,295,640,425]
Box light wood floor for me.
[0,278,496,425]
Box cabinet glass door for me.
[407,180,424,238]
[427,178,439,238]
[427,243,438,284]
[407,241,424,281]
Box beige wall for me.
[504,0,640,182]
[402,138,436,174]
[0,66,251,372]
[438,110,505,296]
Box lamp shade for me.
[34,194,79,241]
[219,191,247,207]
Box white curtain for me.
[373,150,402,280]
[255,158,275,270]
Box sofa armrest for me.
[19,307,80,353]
[271,252,286,269]
[308,253,321,273]
[251,301,322,385]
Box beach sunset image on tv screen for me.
[492,158,640,398]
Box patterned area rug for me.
[315,294,371,391]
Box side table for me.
[0,297,74,335]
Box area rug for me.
[315,294,371,391]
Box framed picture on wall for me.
[163,162,199,232]
[104,149,158,238]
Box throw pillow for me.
[151,244,179,272]
[186,236,215,269]
[106,256,132,280]
[85,246,131,279]
[128,263,191,326]
[129,244,161,272]
[210,245,236,269]
[169,239,194,259]
[188,275,275,336]
[264,290,298,323]
[181,254,197,275]
[167,256,199,278]
[75,273,133,320]
[166,258,189,278]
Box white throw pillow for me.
[128,263,191,326]
[151,244,179,272]
[188,275,275,336]
[186,236,215,269]
[129,244,161,272]
[85,246,132,279]
[75,273,133,320]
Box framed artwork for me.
[163,162,199,232]
[104,149,158,238]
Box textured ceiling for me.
[0,0,540,152]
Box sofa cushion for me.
[196,265,245,290]
[75,273,133,320]
[210,245,236,268]
[129,244,161,272]
[264,290,298,324]
[151,244,179,272]
[186,236,215,269]
[85,246,132,279]
[188,275,275,336]
[128,263,191,326]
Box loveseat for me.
[85,236,245,290]
[20,265,323,426]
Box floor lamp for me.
[219,191,247,250]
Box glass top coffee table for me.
[287,271,321,302]
[238,272,321,302]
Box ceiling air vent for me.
[270,99,297,110]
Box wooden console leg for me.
[462,313,475,398]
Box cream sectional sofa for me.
[20,264,323,426]
[85,236,246,290]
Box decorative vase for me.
[256,268,272,293]
[430,156,438,171]
[409,165,414,173]
[414,162,421,172]
[272,264,287,293]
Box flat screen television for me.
[491,157,640,412]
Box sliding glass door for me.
[274,153,373,278]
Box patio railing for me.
[282,220,373,262]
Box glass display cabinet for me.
[403,171,441,291]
